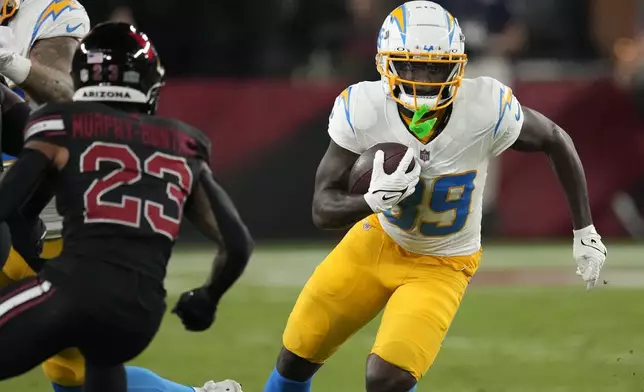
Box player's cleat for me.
[196,379,243,392]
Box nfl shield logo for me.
[420,149,430,162]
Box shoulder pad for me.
[155,116,212,163]
[458,77,520,134]
[349,81,380,131]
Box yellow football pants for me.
[283,215,481,380]
[0,238,86,387]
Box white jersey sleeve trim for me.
[24,117,64,141]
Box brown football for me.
[348,142,414,194]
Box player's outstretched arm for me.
[174,161,253,331]
[187,162,253,298]
[511,107,606,289]
[312,140,374,229]
[510,107,591,229]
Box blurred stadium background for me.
[7,0,644,390]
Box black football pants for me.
[0,271,163,392]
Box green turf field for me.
[5,243,644,391]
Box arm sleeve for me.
[489,80,524,157]
[189,163,252,301]
[327,85,362,154]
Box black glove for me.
[172,286,218,332]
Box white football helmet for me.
[376,1,467,111]
[0,0,19,24]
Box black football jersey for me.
[24,102,211,281]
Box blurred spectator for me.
[80,0,611,78]
[108,5,135,25]
[331,0,398,81]
[610,33,644,237]
[287,0,353,80]
[517,0,596,60]
[591,0,638,58]
[592,0,644,237]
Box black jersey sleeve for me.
[23,103,70,146]
[175,119,211,164]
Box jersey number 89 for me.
[81,142,193,240]
[383,171,477,236]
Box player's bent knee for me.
[365,354,416,392]
[371,325,442,381]
[42,348,86,387]
[275,347,322,382]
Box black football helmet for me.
[71,22,165,114]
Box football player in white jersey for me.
[0,0,90,255]
[0,0,90,282]
[0,3,240,392]
[0,0,89,105]
[263,2,607,392]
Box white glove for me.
[573,225,607,289]
[0,26,31,84]
[363,147,421,213]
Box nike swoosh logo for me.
[580,239,607,256]
[381,194,401,201]
[66,23,83,33]
[373,187,408,201]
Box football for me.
[348,142,414,194]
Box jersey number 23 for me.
[81,142,193,240]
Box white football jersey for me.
[328,77,524,256]
[5,0,89,239]
[5,0,90,102]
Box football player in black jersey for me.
[0,22,252,392]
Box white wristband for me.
[4,53,31,85]
[573,224,598,239]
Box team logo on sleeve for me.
[30,0,83,46]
